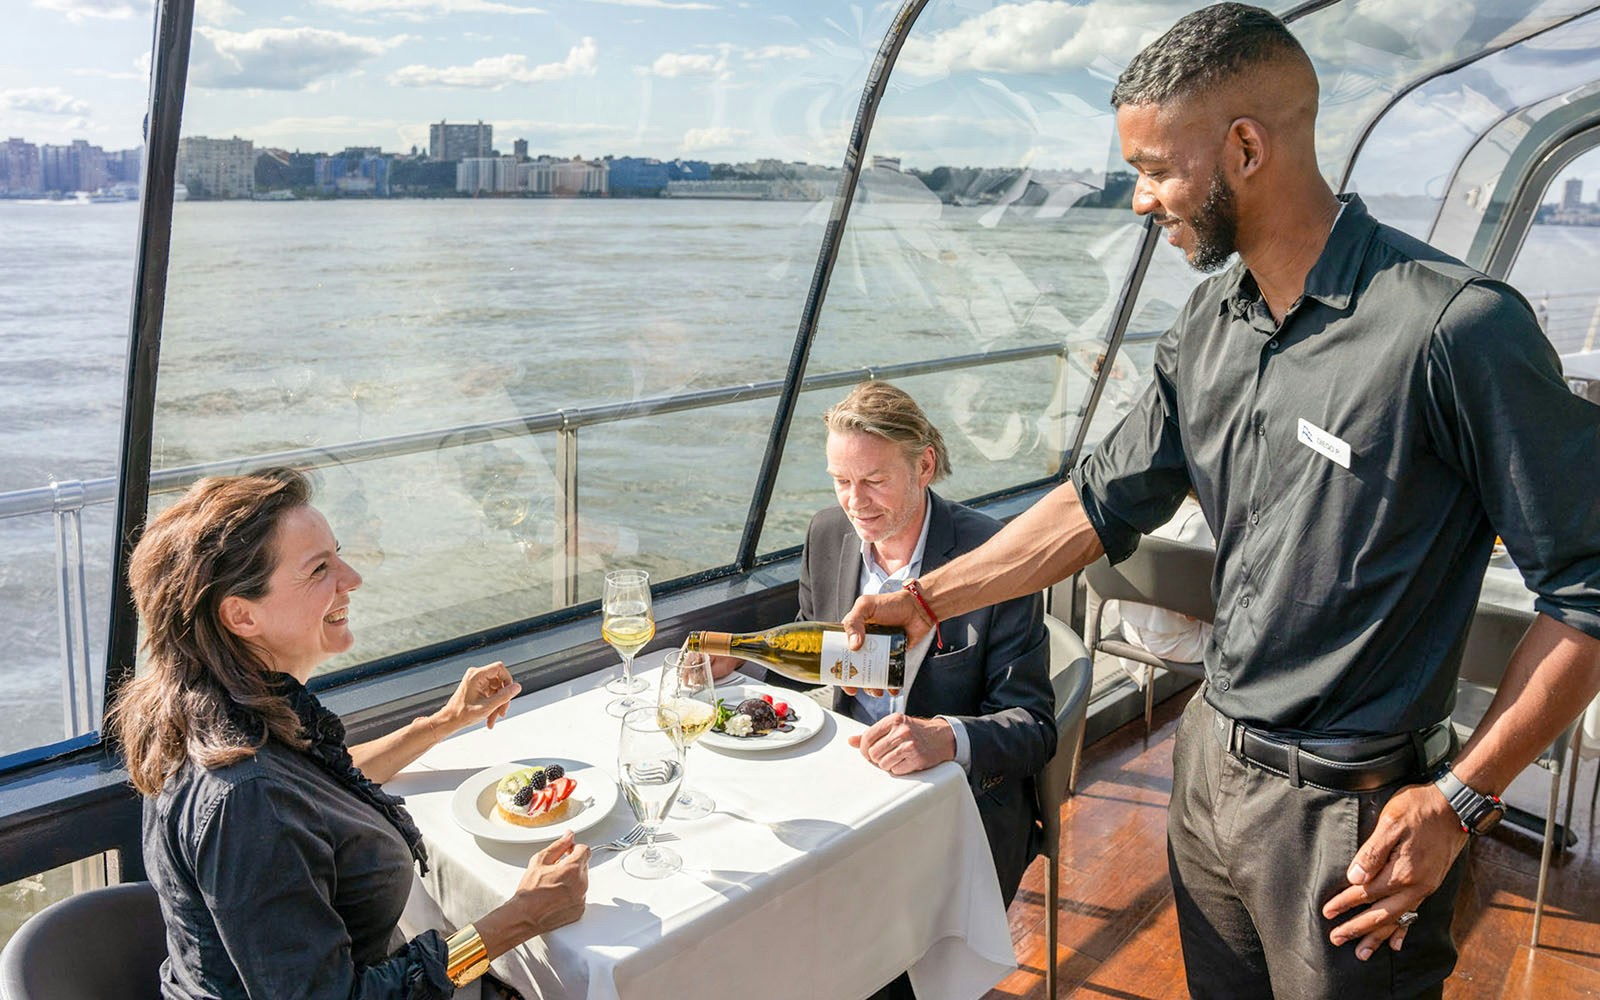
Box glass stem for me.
[622,653,635,685]
[641,824,658,863]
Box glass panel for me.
[155,1,890,673]
[0,855,112,953]
[1506,146,1600,391]
[1345,10,1600,244]
[1294,0,1595,190]
[763,0,1250,553]
[0,2,152,757]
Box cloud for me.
[587,0,714,9]
[651,51,723,77]
[390,38,597,88]
[32,0,145,21]
[0,87,91,117]
[190,27,408,90]
[681,126,749,152]
[322,0,545,17]
[745,45,810,62]
[898,0,1171,77]
[195,0,240,23]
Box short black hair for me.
[1110,3,1307,108]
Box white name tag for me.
[1297,417,1351,469]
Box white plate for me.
[699,685,824,752]
[450,760,619,843]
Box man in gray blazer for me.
[794,380,1056,906]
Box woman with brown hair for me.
[110,467,588,999]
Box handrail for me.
[0,341,1075,521]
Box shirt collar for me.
[859,493,933,591]
[1222,192,1373,318]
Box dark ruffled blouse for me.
[143,675,453,1000]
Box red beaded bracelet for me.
[902,579,944,651]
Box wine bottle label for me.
[818,631,895,688]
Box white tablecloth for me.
[387,656,1015,1000]
[1480,562,1600,757]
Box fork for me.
[592,824,647,852]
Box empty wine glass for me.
[617,705,684,879]
[602,569,653,717]
[658,648,717,819]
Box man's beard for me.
[1186,166,1239,273]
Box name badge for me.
[1296,417,1351,469]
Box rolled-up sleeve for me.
[192,776,455,1000]
[1425,279,1600,639]
[1073,326,1193,564]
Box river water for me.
[0,193,1148,757]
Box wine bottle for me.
[684,622,906,689]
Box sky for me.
[5,0,1600,193]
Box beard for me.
[1186,166,1240,273]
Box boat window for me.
[1344,10,1600,251]
[1505,146,1600,399]
[149,0,897,677]
[761,0,1202,552]
[1291,1,1597,190]
[0,2,152,761]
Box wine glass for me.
[617,705,685,879]
[658,648,718,819]
[602,569,653,717]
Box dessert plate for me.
[699,685,824,753]
[451,760,619,843]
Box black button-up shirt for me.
[1074,194,1600,737]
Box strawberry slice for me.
[551,776,576,804]
[773,700,789,719]
[535,785,555,812]
[761,693,774,704]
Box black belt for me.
[1211,710,1454,793]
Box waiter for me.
[845,4,1600,998]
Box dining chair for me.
[1036,613,1093,998]
[1082,535,1216,737]
[1452,602,1582,947]
[0,880,165,1000]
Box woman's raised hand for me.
[438,661,522,735]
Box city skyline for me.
[7,0,1600,198]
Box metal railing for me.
[1,340,1083,738]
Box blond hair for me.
[823,381,951,481]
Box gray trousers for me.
[1168,692,1466,1000]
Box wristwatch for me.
[1432,764,1505,835]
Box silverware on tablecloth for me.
[593,824,647,852]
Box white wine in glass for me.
[602,569,653,716]
[658,648,717,819]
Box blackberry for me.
[529,768,548,791]
[545,764,564,782]
[512,783,535,808]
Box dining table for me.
[386,651,1017,1000]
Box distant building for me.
[105,146,143,186]
[871,155,902,172]
[429,121,493,162]
[315,153,391,196]
[607,156,709,195]
[176,135,255,199]
[456,156,519,194]
[38,140,108,193]
[513,138,528,162]
[524,157,607,196]
[1562,176,1583,211]
[0,138,41,195]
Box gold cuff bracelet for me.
[445,923,490,987]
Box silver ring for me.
[1397,910,1419,929]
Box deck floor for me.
[988,686,1600,999]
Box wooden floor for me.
[988,686,1600,999]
